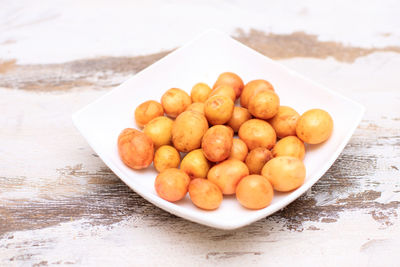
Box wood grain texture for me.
[1,6,400,267]
[1,31,399,92]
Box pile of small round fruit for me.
[118,72,333,210]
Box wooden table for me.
[1,1,400,266]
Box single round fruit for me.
[229,138,248,161]
[213,72,244,98]
[172,111,209,152]
[118,128,154,169]
[209,85,236,102]
[261,156,306,192]
[134,100,164,127]
[248,91,280,119]
[191,83,212,103]
[144,116,173,148]
[240,79,274,108]
[227,106,252,132]
[189,178,223,210]
[296,109,334,144]
[155,168,190,202]
[202,125,233,162]
[268,106,300,138]
[207,159,249,195]
[245,147,273,174]
[153,145,181,172]
[204,95,234,125]
[236,175,274,210]
[272,136,305,160]
[180,149,210,179]
[161,88,192,118]
[186,102,205,115]
[238,119,276,150]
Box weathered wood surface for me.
[1,1,400,266]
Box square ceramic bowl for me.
[72,30,365,230]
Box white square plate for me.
[73,30,365,230]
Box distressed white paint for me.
[1,0,400,266]
[1,211,400,267]
[1,0,400,64]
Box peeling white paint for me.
[1,1,400,265]
[1,0,400,64]
[1,211,400,266]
